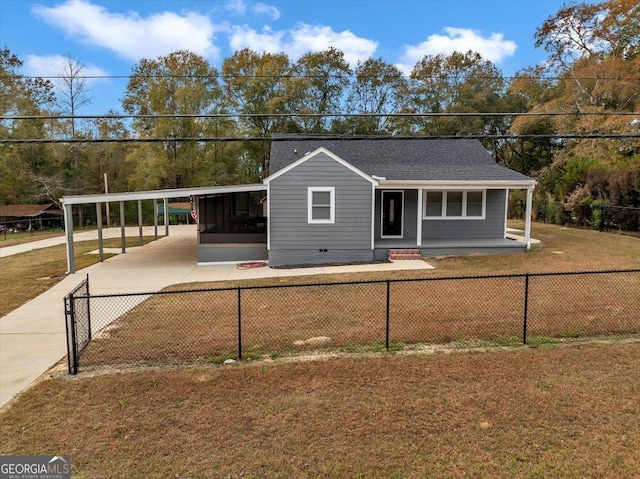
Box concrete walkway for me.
[0,226,166,258]
[0,226,434,408]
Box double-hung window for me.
[423,190,486,219]
[308,187,335,224]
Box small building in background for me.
[0,204,63,231]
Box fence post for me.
[385,280,390,350]
[69,293,78,375]
[64,296,72,374]
[85,274,92,341]
[237,287,242,360]
[523,273,529,345]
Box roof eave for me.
[60,184,267,206]
[378,179,538,189]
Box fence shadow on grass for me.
[65,269,640,374]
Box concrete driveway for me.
[0,226,433,408]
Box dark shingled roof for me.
[269,134,533,183]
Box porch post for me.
[96,202,104,262]
[524,186,533,251]
[416,189,423,247]
[120,201,126,253]
[504,188,509,239]
[63,201,75,274]
[138,199,143,246]
[153,199,158,240]
[370,186,375,250]
[163,197,169,236]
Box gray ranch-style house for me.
[195,136,537,267]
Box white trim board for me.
[378,180,537,189]
[61,184,267,205]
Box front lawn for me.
[1,341,638,478]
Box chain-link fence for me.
[64,269,640,374]
[64,275,91,375]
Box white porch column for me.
[120,201,126,253]
[524,186,534,251]
[63,201,75,274]
[153,199,158,240]
[416,189,423,247]
[163,197,169,236]
[504,188,509,239]
[137,199,143,246]
[96,202,104,262]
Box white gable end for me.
[263,147,379,186]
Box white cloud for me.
[397,27,517,74]
[32,0,219,62]
[229,23,378,66]
[225,0,247,15]
[253,3,280,20]
[25,54,109,90]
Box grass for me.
[78,221,640,368]
[1,222,639,477]
[0,228,66,247]
[154,221,640,292]
[1,341,639,478]
[80,268,640,367]
[0,237,155,318]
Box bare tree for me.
[56,54,92,224]
[56,53,92,140]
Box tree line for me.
[0,0,638,230]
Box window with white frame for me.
[423,190,486,219]
[308,187,335,223]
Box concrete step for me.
[388,249,423,261]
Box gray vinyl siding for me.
[269,249,373,267]
[422,189,506,240]
[197,245,267,263]
[268,152,374,267]
[374,189,418,241]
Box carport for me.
[61,184,265,274]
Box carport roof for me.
[60,184,266,205]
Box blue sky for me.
[1,0,572,114]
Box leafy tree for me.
[123,50,228,189]
[334,58,408,134]
[0,48,57,204]
[222,49,297,177]
[409,50,508,136]
[84,113,133,194]
[524,0,640,227]
[291,48,351,133]
[503,68,559,175]
[534,0,639,140]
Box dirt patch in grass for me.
[1,341,639,478]
[0,237,155,318]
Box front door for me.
[381,191,403,237]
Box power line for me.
[3,112,639,121]
[2,134,639,145]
